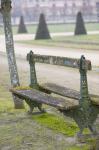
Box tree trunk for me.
[0,0,24,109]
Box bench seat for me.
[11,88,79,111]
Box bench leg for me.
[38,104,46,113]
[77,125,98,138]
[28,106,34,114]
[28,105,45,114]
[77,129,83,138]
[25,99,45,114]
[88,125,98,135]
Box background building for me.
[1,0,99,24]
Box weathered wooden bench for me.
[11,51,99,137]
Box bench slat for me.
[11,88,79,110]
[40,83,99,106]
[33,54,91,70]
[40,83,80,100]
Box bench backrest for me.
[27,51,91,70]
[27,51,92,88]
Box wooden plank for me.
[10,88,79,110]
[40,83,80,100]
[40,83,99,106]
[33,54,91,70]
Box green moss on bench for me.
[14,86,32,90]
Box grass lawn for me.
[17,34,99,50]
[0,22,99,34]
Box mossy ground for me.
[0,98,91,150]
[32,113,79,136]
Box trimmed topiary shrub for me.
[35,13,51,40]
[17,16,28,34]
[74,12,87,35]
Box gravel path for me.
[0,34,99,67]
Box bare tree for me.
[0,0,24,108]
